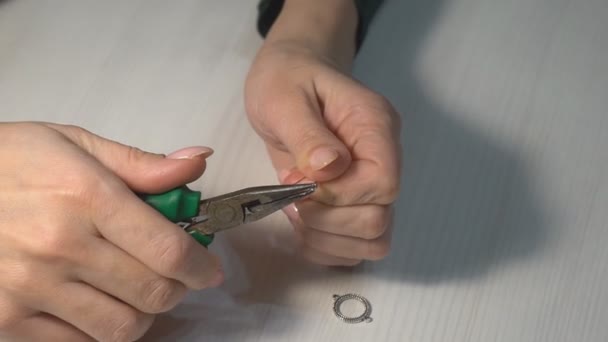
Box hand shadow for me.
[147,0,550,339]
[351,0,550,282]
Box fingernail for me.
[283,204,301,223]
[167,146,214,160]
[283,169,308,185]
[310,148,339,171]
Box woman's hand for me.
[245,0,401,266]
[0,122,222,341]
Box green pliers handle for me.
[141,187,215,247]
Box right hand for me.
[0,122,223,341]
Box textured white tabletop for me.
[1,0,608,341]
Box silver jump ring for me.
[332,293,373,324]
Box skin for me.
[245,0,401,266]
[0,0,401,340]
[0,123,223,341]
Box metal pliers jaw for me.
[179,183,317,236]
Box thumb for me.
[264,96,351,182]
[48,124,211,193]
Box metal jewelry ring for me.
[332,293,373,324]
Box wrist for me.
[263,0,358,70]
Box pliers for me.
[141,183,317,246]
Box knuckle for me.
[44,166,111,212]
[352,94,402,139]
[57,124,98,153]
[367,239,391,261]
[106,309,150,342]
[64,125,96,148]
[351,93,393,118]
[372,96,393,115]
[295,126,328,149]
[74,172,106,197]
[62,123,89,136]
[6,262,42,293]
[153,234,190,277]
[125,146,152,166]
[27,223,79,264]
[52,123,90,142]
[359,207,389,240]
[35,227,68,256]
[375,176,400,204]
[141,278,181,313]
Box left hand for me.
[245,41,402,266]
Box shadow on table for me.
[147,0,550,339]
[351,0,550,283]
[144,299,294,341]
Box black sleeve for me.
[256,0,385,51]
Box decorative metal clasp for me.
[332,293,373,324]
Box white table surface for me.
[2,0,608,341]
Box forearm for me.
[263,0,358,70]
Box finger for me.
[257,87,352,182]
[317,66,403,141]
[295,242,362,266]
[76,237,188,314]
[39,282,154,342]
[268,145,296,174]
[317,77,402,206]
[294,224,392,261]
[92,189,223,290]
[44,123,211,193]
[280,158,399,208]
[315,146,400,206]
[9,313,93,342]
[291,200,391,240]
[44,123,222,289]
